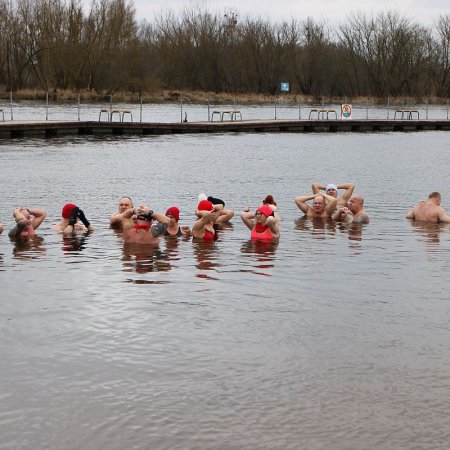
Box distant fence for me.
[0,92,449,123]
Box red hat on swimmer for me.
[165,206,180,222]
[198,200,214,211]
[62,203,77,219]
[256,204,273,218]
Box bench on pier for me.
[394,109,419,120]
[99,108,133,122]
[211,109,242,122]
[308,108,337,120]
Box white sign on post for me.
[341,104,352,120]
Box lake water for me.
[1,128,450,449]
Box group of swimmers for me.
[1,183,448,245]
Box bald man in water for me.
[332,195,370,224]
[294,192,337,219]
[406,192,450,223]
[110,196,134,228]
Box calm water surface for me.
[1,131,450,449]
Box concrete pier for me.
[0,119,449,139]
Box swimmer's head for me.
[62,203,77,219]
[119,196,133,213]
[255,204,273,219]
[262,195,277,206]
[19,208,31,220]
[326,184,338,197]
[165,206,180,222]
[198,200,214,212]
[313,195,326,213]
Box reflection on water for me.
[192,240,221,280]
[10,235,46,260]
[61,232,92,253]
[240,239,278,276]
[122,242,171,277]
[295,217,337,238]
[409,221,450,248]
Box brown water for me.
[1,131,450,449]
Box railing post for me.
[387,96,390,119]
[140,93,143,123]
[298,103,301,120]
[109,95,112,121]
[77,94,80,121]
[208,99,210,122]
[274,98,277,120]
[366,102,369,120]
[180,93,183,123]
[10,91,13,120]
[46,92,49,120]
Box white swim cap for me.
[326,184,337,191]
[198,193,208,203]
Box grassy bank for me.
[0,89,448,105]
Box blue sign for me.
[280,82,290,92]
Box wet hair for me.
[120,196,133,203]
[263,195,277,206]
[428,192,441,200]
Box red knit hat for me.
[62,203,77,219]
[256,204,273,218]
[165,206,180,222]
[197,200,214,211]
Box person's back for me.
[406,192,450,223]
[410,201,442,223]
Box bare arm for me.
[192,211,212,237]
[323,193,338,215]
[28,208,47,230]
[110,212,124,225]
[294,194,314,214]
[266,216,280,238]
[240,209,255,231]
[332,207,347,222]
[406,208,416,220]
[437,207,450,223]
[337,183,355,203]
[311,183,325,194]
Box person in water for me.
[197,193,234,223]
[294,192,337,219]
[262,194,282,221]
[110,196,133,228]
[311,182,355,206]
[241,204,280,240]
[0,222,3,234]
[52,203,95,234]
[9,206,47,238]
[406,192,450,223]
[332,195,370,224]
[164,206,191,237]
[192,200,223,240]
[122,205,170,244]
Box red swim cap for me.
[165,206,180,222]
[256,204,273,218]
[197,200,214,211]
[62,203,77,219]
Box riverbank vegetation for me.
[1,0,450,103]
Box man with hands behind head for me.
[9,206,47,238]
[122,204,170,244]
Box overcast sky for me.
[114,0,449,26]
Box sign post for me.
[341,104,352,120]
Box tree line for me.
[1,0,450,99]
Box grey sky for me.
[123,0,449,25]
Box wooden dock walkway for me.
[0,119,449,139]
